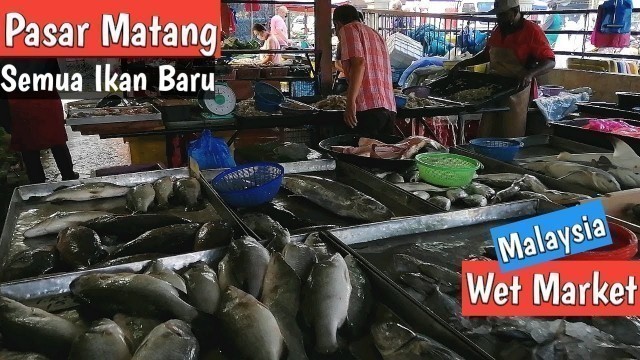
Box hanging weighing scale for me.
[198,82,236,120]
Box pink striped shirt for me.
[339,22,396,113]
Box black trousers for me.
[21,144,75,184]
[333,107,396,138]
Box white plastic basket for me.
[387,33,423,68]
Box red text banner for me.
[0,0,221,57]
[462,260,640,317]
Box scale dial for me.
[201,83,236,116]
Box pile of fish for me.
[331,136,447,160]
[404,93,440,109]
[0,235,463,359]
[4,213,237,282]
[393,253,640,359]
[520,137,640,194]
[377,169,591,210]
[30,176,202,212]
[312,95,347,111]
[235,99,273,117]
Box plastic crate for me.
[291,81,317,97]
[387,33,423,68]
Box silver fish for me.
[174,177,201,209]
[445,188,468,202]
[515,191,551,202]
[183,262,220,315]
[69,318,131,360]
[153,176,174,209]
[144,260,187,293]
[282,241,318,281]
[591,317,640,346]
[384,172,405,184]
[303,253,351,354]
[304,232,334,261]
[219,286,285,360]
[112,314,161,351]
[0,296,82,358]
[43,182,130,202]
[1,248,58,282]
[193,221,235,251]
[492,183,521,204]
[540,189,591,204]
[427,196,451,211]
[261,254,307,360]
[397,182,451,193]
[0,351,50,360]
[218,236,269,298]
[411,191,430,200]
[403,169,421,183]
[464,182,496,198]
[112,223,201,258]
[126,184,156,213]
[344,255,373,337]
[518,174,548,193]
[70,273,199,322]
[56,226,109,269]
[462,194,487,207]
[132,320,198,360]
[23,211,112,238]
[372,322,464,360]
[282,175,394,222]
[418,262,461,289]
[241,213,290,252]
[608,167,640,189]
[475,173,525,189]
[523,161,621,193]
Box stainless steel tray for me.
[514,134,608,161]
[324,200,562,359]
[216,160,442,233]
[0,169,249,284]
[66,104,162,125]
[0,234,491,360]
[452,147,600,197]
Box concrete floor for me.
[42,126,131,181]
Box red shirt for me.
[486,19,555,64]
[487,19,555,99]
[339,22,396,113]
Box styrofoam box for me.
[387,33,423,68]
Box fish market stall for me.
[324,201,640,359]
[0,168,248,283]
[210,160,441,240]
[0,232,490,359]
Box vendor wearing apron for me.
[334,5,396,137]
[451,0,555,138]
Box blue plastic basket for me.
[211,162,284,208]
[254,82,284,112]
[291,81,317,97]
[469,138,523,162]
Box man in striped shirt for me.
[334,5,396,137]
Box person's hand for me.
[521,74,533,90]
[344,101,357,129]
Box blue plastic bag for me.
[187,130,236,169]
[600,0,632,34]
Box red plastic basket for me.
[563,222,638,261]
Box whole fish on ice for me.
[23,211,112,238]
[282,174,394,222]
[42,182,130,202]
[523,161,621,193]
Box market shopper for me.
[334,5,396,137]
[252,24,283,65]
[542,2,563,47]
[4,59,78,184]
[451,0,555,138]
[271,6,290,47]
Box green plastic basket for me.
[415,153,482,187]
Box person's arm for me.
[344,57,365,128]
[522,58,555,88]
[451,48,490,71]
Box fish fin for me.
[598,156,613,166]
